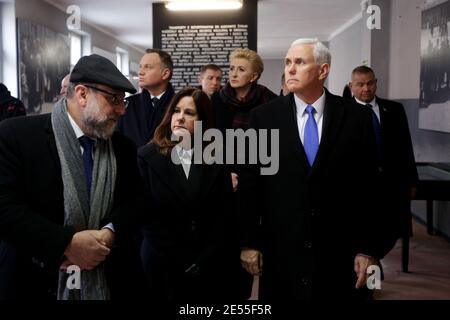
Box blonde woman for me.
[212,48,277,190]
[211,48,277,298]
[213,48,277,131]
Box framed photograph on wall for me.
[17,18,70,115]
[419,0,450,133]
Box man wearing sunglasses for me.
[0,54,145,300]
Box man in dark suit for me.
[349,65,418,272]
[238,39,395,300]
[0,54,144,300]
[117,49,175,148]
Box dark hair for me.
[145,48,174,80]
[0,83,9,93]
[351,65,375,76]
[151,87,214,156]
[199,64,222,75]
[342,84,352,99]
[66,82,77,98]
[66,82,92,98]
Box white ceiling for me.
[47,0,363,59]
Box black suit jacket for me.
[0,114,145,299]
[237,90,395,300]
[137,143,240,300]
[117,84,175,148]
[376,97,418,237]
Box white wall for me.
[92,46,116,64]
[369,0,392,98]
[328,18,364,96]
[1,1,18,96]
[388,0,450,237]
[260,58,283,95]
[388,0,422,99]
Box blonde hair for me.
[230,48,264,80]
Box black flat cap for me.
[70,54,137,94]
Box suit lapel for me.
[376,97,390,144]
[310,91,345,175]
[376,96,388,125]
[148,150,189,203]
[44,115,61,173]
[196,163,222,199]
[147,146,225,202]
[281,94,310,172]
[140,90,153,140]
[283,91,344,175]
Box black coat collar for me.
[144,145,223,202]
[44,114,62,173]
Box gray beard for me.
[82,99,117,140]
[84,116,116,140]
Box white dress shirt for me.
[175,145,193,178]
[150,91,165,102]
[355,97,380,122]
[68,112,86,144]
[68,111,98,156]
[294,91,325,144]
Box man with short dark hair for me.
[117,48,175,147]
[198,64,223,98]
[349,65,418,272]
[0,54,144,300]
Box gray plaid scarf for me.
[52,98,117,300]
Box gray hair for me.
[66,82,94,98]
[66,82,78,98]
[290,38,331,65]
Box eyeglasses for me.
[83,84,128,108]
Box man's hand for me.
[231,173,239,192]
[240,249,262,276]
[63,230,111,270]
[354,254,378,289]
[95,228,115,248]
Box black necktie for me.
[151,97,159,108]
[79,136,94,195]
[366,104,382,162]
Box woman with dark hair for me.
[138,87,239,301]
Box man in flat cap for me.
[0,54,145,300]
